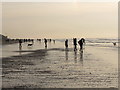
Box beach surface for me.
[2,40,118,88]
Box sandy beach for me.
[2,40,118,88]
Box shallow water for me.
[1,40,64,58]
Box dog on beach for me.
[113,42,116,46]
[28,44,33,46]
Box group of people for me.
[18,37,85,51]
[19,39,34,47]
[44,38,56,48]
[65,38,85,51]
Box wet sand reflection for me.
[74,50,77,63]
[65,49,68,60]
[19,46,22,55]
[79,50,83,66]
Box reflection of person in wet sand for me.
[79,50,83,67]
[65,50,68,60]
[74,50,77,63]
[19,45,22,55]
[80,50,83,61]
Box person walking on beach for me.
[81,38,85,49]
[50,39,51,42]
[65,39,68,49]
[78,38,84,51]
[44,38,47,48]
[19,39,22,47]
[73,38,77,51]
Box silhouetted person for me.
[32,39,34,44]
[53,40,55,44]
[81,38,85,49]
[50,39,51,42]
[65,39,68,49]
[44,38,47,48]
[24,39,26,42]
[19,39,22,47]
[73,38,77,51]
[39,39,41,42]
[78,39,84,51]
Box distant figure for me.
[50,39,52,42]
[44,38,47,48]
[113,42,116,46]
[24,39,26,42]
[53,40,55,44]
[28,39,30,42]
[73,38,77,51]
[65,39,68,49]
[19,39,22,47]
[32,39,34,44]
[39,39,41,42]
[78,38,84,51]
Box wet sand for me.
[2,46,118,88]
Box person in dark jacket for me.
[73,38,77,51]
[44,38,47,48]
[19,39,22,47]
[78,39,84,50]
[65,39,68,49]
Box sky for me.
[1,1,118,39]
[1,0,119,2]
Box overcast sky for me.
[2,2,118,39]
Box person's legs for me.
[74,45,77,51]
[19,43,22,47]
[66,45,68,48]
[80,44,83,50]
[80,44,82,50]
[45,43,47,47]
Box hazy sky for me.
[2,2,118,39]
